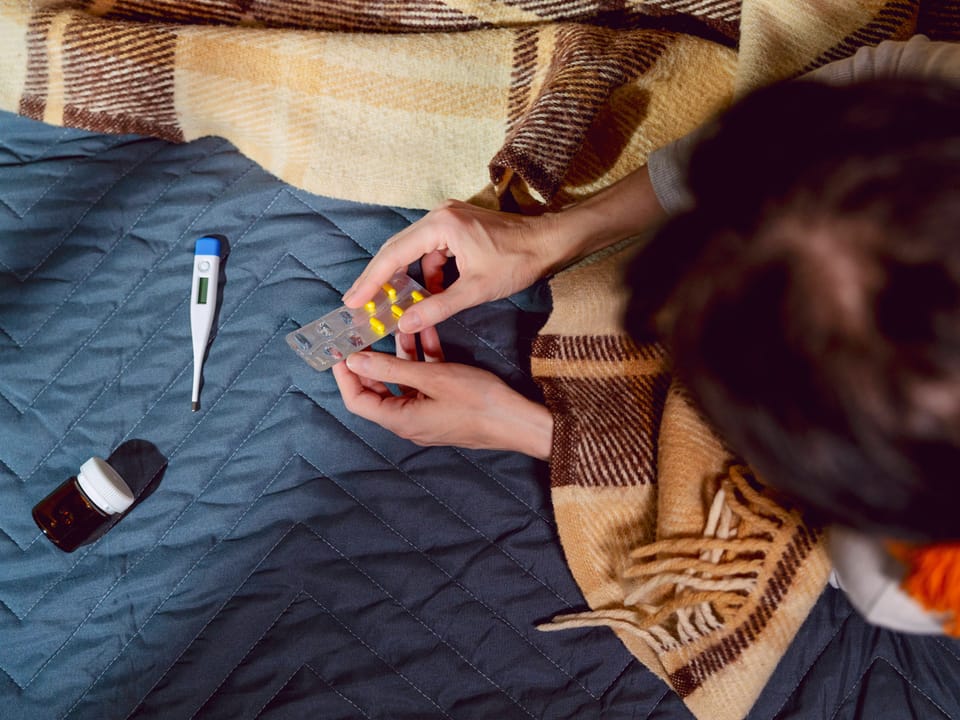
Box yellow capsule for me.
[382,283,397,300]
[363,300,377,313]
[391,304,404,318]
[411,290,424,303]
[369,317,386,335]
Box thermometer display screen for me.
[197,277,209,305]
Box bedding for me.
[9,0,954,214]
[2,111,960,720]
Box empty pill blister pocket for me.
[287,271,429,371]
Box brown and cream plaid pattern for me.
[5,1,951,209]
[3,2,959,717]
[533,241,831,720]
[0,0,763,210]
[529,7,956,715]
[2,2,956,210]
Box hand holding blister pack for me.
[287,271,429,371]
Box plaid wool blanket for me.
[5,0,936,211]
[527,8,959,719]
[533,242,832,720]
[3,2,959,719]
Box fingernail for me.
[399,309,421,333]
[346,353,369,372]
[342,286,356,303]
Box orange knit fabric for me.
[890,542,960,636]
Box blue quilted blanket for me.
[2,110,959,720]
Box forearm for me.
[550,35,960,265]
[541,164,667,273]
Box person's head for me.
[625,77,960,541]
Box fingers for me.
[331,359,361,396]
[356,372,392,395]
[396,331,418,361]
[395,328,443,364]
[419,325,444,363]
[332,359,406,426]
[343,217,444,308]
[345,352,439,393]
[331,360,387,396]
[394,332,418,395]
[396,281,475,333]
[343,257,405,309]
[420,249,447,295]
[332,361,380,414]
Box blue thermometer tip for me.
[195,236,221,256]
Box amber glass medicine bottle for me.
[32,457,135,552]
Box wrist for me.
[521,401,554,461]
[491,393,554,461]
[540,165,667,273]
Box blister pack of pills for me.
[286,271,429,372]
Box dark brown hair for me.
[625,78,960,540]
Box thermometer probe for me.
[190,236,221,411]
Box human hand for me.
[342,200,562,333]
[343,166,666,333]
[331,334,553,460]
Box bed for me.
[2,110,959,720]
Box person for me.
[333,140,666,462]
[333,36,960,543]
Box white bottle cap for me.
[76,457,135,515]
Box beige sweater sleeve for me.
[647,36,960,213]
[807,34,960,85]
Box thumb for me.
[397,282,477,332]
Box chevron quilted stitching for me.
[828,657,954,720]
[767,600,858,719]
[201,581,532,719]
[3,230,605,717]
[119,490,308,715]
[298,454,599,700]
[312,403,578,609]
[7,177,282,486]
[15,142,231,350]
[5,111,960,720]
[762,592,960,720]
[8,233,456,612]
[122,520,564,718]
[17,160,257,414]
[116,188,291,443]
[869,659,953,720]
[124,523,578,719]
[1,138,616,720]
[199,590,309,715]
[1,142,167,289]
[0,122,120,220]
[304,562,535,719]
[281,663,377,719]
[1,144,230,417]
[452,446,557,529]
[79,438,612,715]
[254,591,455,720]
[5,382,293,687]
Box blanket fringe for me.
[540,467,792,654]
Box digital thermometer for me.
[190,236,221,411]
